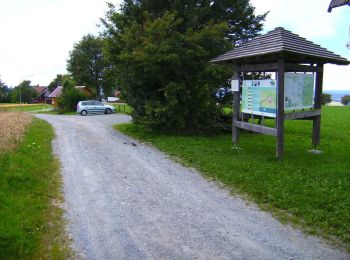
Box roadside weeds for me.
[0,114,73,259]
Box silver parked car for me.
[76,100,116,116]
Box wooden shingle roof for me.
[33,86,47,95]
[48,85,93,98]
[328,0,350,12]
[211,27,350,65]
[48,86,62,98]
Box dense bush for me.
[57,79,88,112]
[341,95,350,106]
[321,93,332,105]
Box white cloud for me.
[324,59,350,90]
[1,0,349,91]
[251,0,350,91]
[251,0,339,38]
[0,0,122,86]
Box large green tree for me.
[102,0,266,132]
[47,74,72,92]
[67,34,113,99]
[57,78,88,112]
[11,80,36,103]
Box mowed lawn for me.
[116,106,350,248]
[0,112,69,259]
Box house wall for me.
[51,98,58,107]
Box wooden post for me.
[312,64,323,147]
[232,66,240,144]
[276,59,285,158]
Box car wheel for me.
[81,110,88,116]
[105,108,112,114]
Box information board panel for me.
[284,73,314,110]
[242,80,277,118]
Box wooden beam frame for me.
[312,64,324,147]
[234,121,277,136]
[285,63,323,73]
[276,59,285,158]
[231,60,324,158]
[238,63,278,72]
[232,66,240,144]
[284,110,321,120]
[238,62,323,73]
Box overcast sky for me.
[0,0,349,90]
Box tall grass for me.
[115,106,350,248]
[0,116,70,259]
[0,112,32,153]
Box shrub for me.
[57,79,88,112]
[341,95,350,106]
[321,93,332,105]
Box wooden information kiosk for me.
[211,27,349,158]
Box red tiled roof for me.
[48,86,93,98]
[34,86,47,95]
[114,90,121,97]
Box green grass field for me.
[0,104,52,112]
[115,106,350,248]
[0,118,70,259]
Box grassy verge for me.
[0,117,70,259]
[115,106,350,249]
[36,110,76,115]
[111,103,132,114]
[0,104,52,112]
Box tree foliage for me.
[341,95,350,106]
[102,0,266,132]
[48,74,72,92]
[0,77,11,103]
[321,93,332,105]
[57,79,88,112]
[67,34,113,99]
[11,81,35,103]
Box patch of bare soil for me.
[0,112,32,153]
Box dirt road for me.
[36,114,348,259]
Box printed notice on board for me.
[284,73,314,110]
[241,80,277,118]
[231,80,239,92]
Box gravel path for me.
[36,114,349,260]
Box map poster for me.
[242,80,277,118]
[284,73,314,110]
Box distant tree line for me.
[322,93,350,106]
[0,77,11,103]
[321,93,332,105]
[341,95,350,106]
[0,77,36,103]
